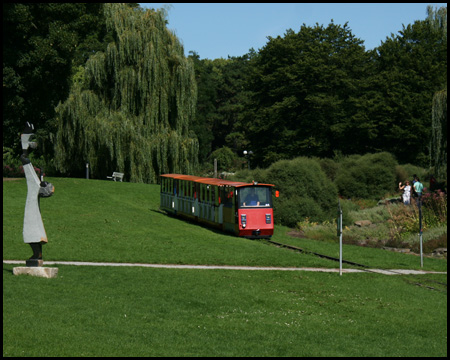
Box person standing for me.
[413,177,424,202]
[399,180,411,205]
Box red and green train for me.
[160,174,276,238]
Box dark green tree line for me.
[194,13,446,169]
[3,4,446,182]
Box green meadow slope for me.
[3,177,446,271]
[3,178,447,357]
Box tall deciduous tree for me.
[188,51,217,164]
[243,22,369,167]
[369,15,447,166]
[189,51,254,164]
[54,4,198,183]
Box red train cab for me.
[236,185,274,238]
[160,174,275,238]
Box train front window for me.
[239,187,272,208]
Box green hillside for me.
[3,177,332,267]
[3,177,447,357]
[2,177,446,271]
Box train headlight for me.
[241,214,247,228]
[265,214,271,224]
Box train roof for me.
[160,174,274,188]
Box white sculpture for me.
[20,122,54,266]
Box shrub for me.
[411,232,447,253]
[395,165,409,185]
[3,146,59,178]
[334,152,398,200]
[421,189,447,226]
[209,146,238,172]
[2,164,42,178]
[386,190,447,244]
[339,199,358,227]
[401,163,427,182]
[319,158,339,181]
[275,195,317,228]
[231,167,268,184]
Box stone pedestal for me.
[13,267,58,278]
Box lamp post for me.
[243,150,253,170]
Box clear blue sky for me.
[139,3,446,59]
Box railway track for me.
[262,239,448,288]
[264,238,370,268]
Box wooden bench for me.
[107,172,124,182]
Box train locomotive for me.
[160,174,276,238]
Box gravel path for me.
[3,260,446,275]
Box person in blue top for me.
[413,177,424,201]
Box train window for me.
[239,187,272,208]
[221,186,234,207]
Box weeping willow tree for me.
[427,6,447,180]
[431,88,447,179]
[54,4,198,183]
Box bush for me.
[3,164,42,178]
[231,167,267,184]
[401,163,427,182]
[422,189,447,226]
[334,152,398,200]
[319,158,339,181]
[3,146,60,178]
[395,165,409,185]
[209,146,238,172]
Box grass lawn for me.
[3,264,447,357]
[3,177,447,356]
